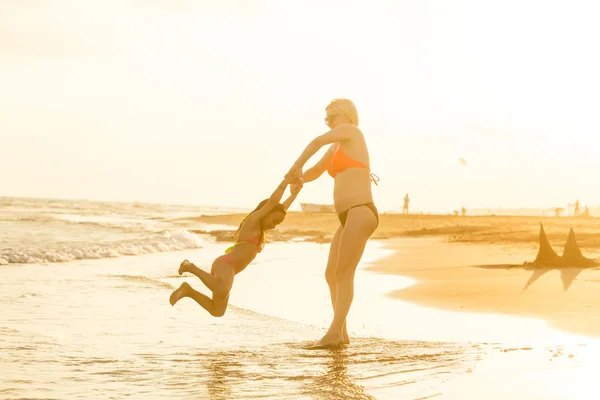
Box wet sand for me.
[189,212,600,339]
[371,238,600,339]
[4,212,600,398]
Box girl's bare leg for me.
[179,260,220,292]
[169,282,229,317]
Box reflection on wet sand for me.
[205,352,240,400]
[175,339,478,399]
[303,348,376,400]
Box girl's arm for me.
[281,182,303,210]
[249,178,290,220]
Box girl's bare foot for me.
[169,282,192,306]
[178,259,192,276]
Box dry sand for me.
[185,212,600,338]
[193,212,600,249]
[371,238,600,339]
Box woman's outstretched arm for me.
[301,145,336,183]
[286,124,358,180]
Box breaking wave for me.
[0,230,206,265]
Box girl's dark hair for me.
[232,199,287,251]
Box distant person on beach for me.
[403,194,410,215]
[285,98,379,347]
[169,180,303,316]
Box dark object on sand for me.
[533,224,559,265]
[527,224,598,267]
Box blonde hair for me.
[326,98,359,126]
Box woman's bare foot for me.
[342,327,350,345]
[178,259,192,276]
[169,282,192,305]
[318,332,345,348]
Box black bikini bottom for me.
[337,202,379,227]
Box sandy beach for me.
[373,239,600,339]
[193,212,600,249]
[3,199,600,399]
[191,212,600,339]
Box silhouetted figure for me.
[461,206,466,216]
[574,200,580,216]
[582,206,590,217]
[403,194,410,215]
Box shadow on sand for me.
[475,224,598,291]
[523,224,597,290]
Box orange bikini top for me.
[327,147,379,185]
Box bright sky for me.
[1,0,599,212]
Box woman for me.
[286,98,379,347]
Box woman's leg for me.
[325,225,351,343]
[319,206,378,346]
[169,282,229,317]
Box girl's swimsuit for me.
[212,234,260,274]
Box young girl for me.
[169,178,302,316]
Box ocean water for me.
[0,197,243,265]
[1,197,599,399]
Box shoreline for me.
[181,212,600,339]
[368,238,600,339]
